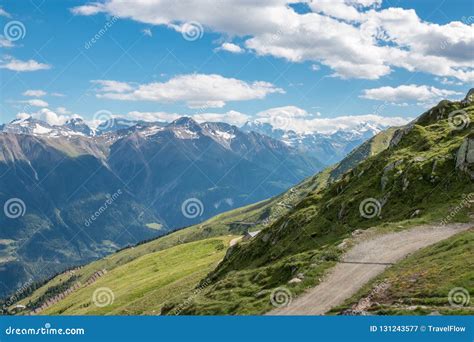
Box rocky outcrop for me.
[456,136,474,179]
[461,88,474,105]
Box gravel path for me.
[269,223,473,315]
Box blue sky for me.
[0,0,472,133]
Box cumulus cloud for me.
[21,99,49,108]
[193,110,250,126]
[92,80,134,93]
[93,74,284,108]
[361,84,463,103]
[23,89,47,97]
[254,106,410,133]
[0,35,14,48]
[17,108,80,126]
[216,42,244,53]
[0,57,51,72]
[127,109,250,126]
[127,111,181,122]
[257,106,310,119]
[70,0,474,82]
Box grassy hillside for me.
[10,236,235,315]
[161,98,473,315]
[5,99,441,315]
[329,229,474,315]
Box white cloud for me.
[71,0,474,82]
[217,42,244,53]
[17,108,80,126]
[23,89,47,97]
[193,110,250,126]
[142,28,152,37]
[126,110,250,126]
[93,74,284,108]
[71,4,104,16]
[257,105,310,119]
[56,107,71,115]
[0,35,13,48]
[22,99,49,108]
[436,77,463,86]
[92,80,134,93]
[127,111,180,122]
[0,57,51,72]
[51,92,65,97]
[255,109,410,134]
[361,84,463,103]
[0,7,10,17]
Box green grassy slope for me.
[161,98,473,315]
[3,101,422,315]
[11,236,235,315]
[330,229,474,315]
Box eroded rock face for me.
[456,137,474,179]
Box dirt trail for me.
[269,223,473,315]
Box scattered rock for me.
[456,137,474,180]
[340,309,369,316]
[402,177,410,191]
[337,239,349,250]
[389,127,412,148]
[381,160,404,190]
[413,156,426,162]
[461,88,474,105]
[288,277,302,284]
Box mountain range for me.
[5,90,472,315]
[0,115,325,297]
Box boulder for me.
[456,137,474,179]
